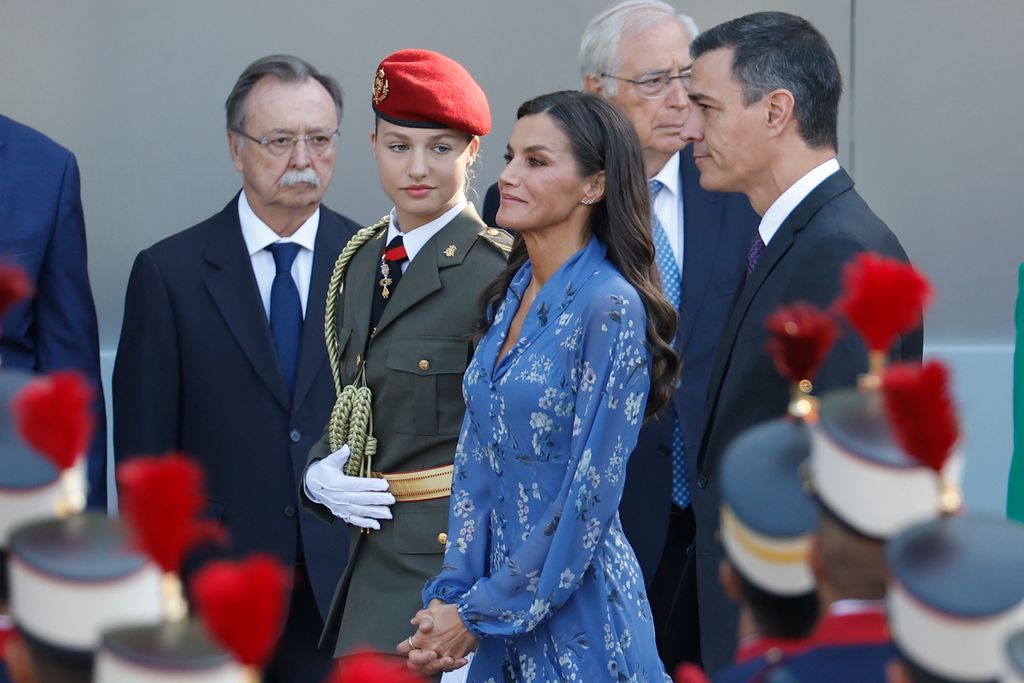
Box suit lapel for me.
[204,196,290,410]
[678,146,724,354]
[699,169,854,470]
[371,206,484,338]
[292,209,349,413]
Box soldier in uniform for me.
[884,514,1024,683]
[301,49,510,660]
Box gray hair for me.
[579,0,699,95]
[225,54,343,135]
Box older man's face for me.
[229,76,338,231]
[593,20,692,174]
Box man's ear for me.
[764,88,795,137]
[719,558,742,603]
[228,132,244,173]
[583,73,605,95]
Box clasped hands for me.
[397,599,478,675]
[304,445,395,529]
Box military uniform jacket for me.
[303,205,509,654]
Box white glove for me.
[304,445,395,530]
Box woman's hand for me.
[397,599,478,675]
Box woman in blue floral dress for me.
[402,91,680,681]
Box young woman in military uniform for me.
[301,49,511,660]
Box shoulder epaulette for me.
[477,227,514,255]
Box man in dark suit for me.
[113,55,358,682]
[579,2,760,664]
[0,115,106,510]
[678,12,921,673]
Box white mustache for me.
[279,169,321,188]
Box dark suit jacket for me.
[113,196,358,620]
[688,169,923,673]
[0,115,107,508]
[302,206,509,654]
[619,147,759,583]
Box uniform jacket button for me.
[437,532,448,545]
[418,359,430,371]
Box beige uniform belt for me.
[373,464,454,502]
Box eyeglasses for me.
[601,70,691,99]
[235,129,340,157]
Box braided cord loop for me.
[324,218,388,476]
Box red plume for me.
[11,370,95,470]
[191,555,290,667]
[835,253,931,353]
[882,360,959,472]
[764,303,839,383]
[327,650,426,683]
[0,263,32,319]
[117,453,225,573]
[674,662,710,683]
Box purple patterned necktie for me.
[747,231,766,277]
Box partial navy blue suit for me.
[685,168,923,674]
[113,196,357,680]
[0,115,106,508]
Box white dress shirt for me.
[758,158,840,246]
[238,190,319,318]
[651,151,684,271]
[385,197,468,273]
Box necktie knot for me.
[384,235,408,264]
[268,242,302,274]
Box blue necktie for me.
[267,242,303,396]
[650,179,690,509]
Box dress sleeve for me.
[455,291,650,638]
[422,408,493,607]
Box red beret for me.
[372,49,491,136]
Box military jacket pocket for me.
[386,337,471,435]
[392,506,449,555]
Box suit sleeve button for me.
[283,505,296,517]
[437,532,448,545]
[289,429,301,443]
[418,359,430,371]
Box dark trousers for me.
[263,562,333,683]
[650,504,700,671]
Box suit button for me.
[658,446,670,457]
[437,532,448,545]
[289,429,301,443]
[418,359,430,371]
[698,475,708,489]
[283,505,296,517]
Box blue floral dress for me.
[422,237,669,682]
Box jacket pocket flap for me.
[386,337,470,376]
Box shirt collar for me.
[386,196,467,262]
[238,189,320,256]
[651,151,682,197]
[758,157,840,245]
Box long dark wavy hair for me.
[476,90,680,417]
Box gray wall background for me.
[2,0,1022,512]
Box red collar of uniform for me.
[811,601,890,647]
[0,614,14,658]
[735,633,814,664]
